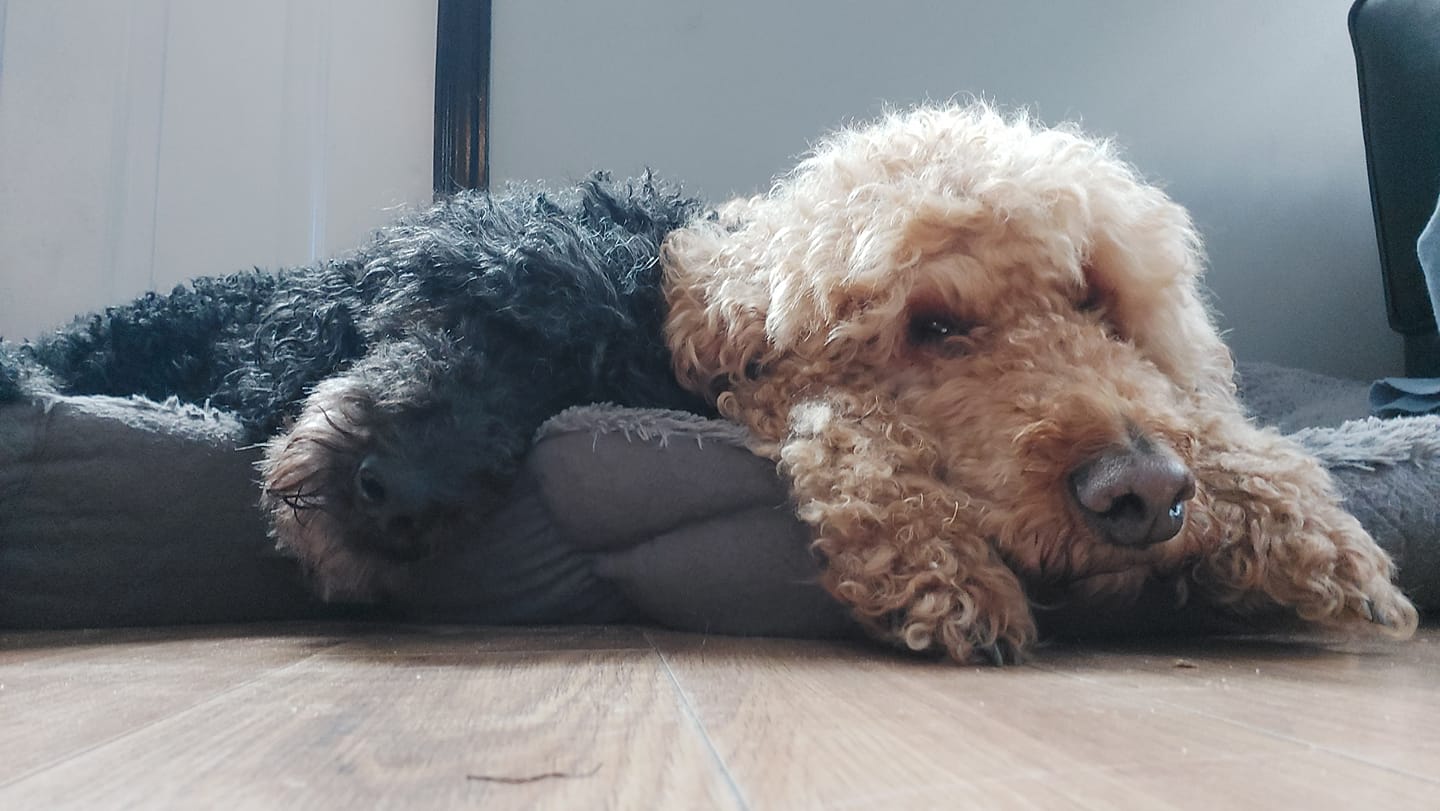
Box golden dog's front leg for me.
[777,397,1037,664]
[1189,417,1418,638]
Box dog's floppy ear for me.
[1083,183,1236,403]
[661,197,773,397]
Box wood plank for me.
[4,623,1435,810]
[1,625,738,810]
[648,629,1439,811]
[0,625,350,784]
[1029,632,1440,782]
[305,623,656,658]
[823,747,1439,811]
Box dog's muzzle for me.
[1069,441,1196,548]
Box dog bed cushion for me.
[2,363,1437,635]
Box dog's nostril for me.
[355,457,388,505]
[1071,446,1195,548]
[1101,493,1146,522]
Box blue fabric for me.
[1371,376,1440,417]
[1368,193,1440,417]
[1422,191,1440,329]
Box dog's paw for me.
[1356,583,1419,637]
[1278,520,1419,640]
[1322,567,1418,639]
[972,636,1027,667]
[946,611,1036,666]
[879,579,1037,666]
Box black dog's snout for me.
[354,454,430,542]
[1070,443,1196,548]
[355,456,388,505]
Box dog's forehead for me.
[791,178,1092,316]
[810,158,1096,314]
[905,245,1083,316]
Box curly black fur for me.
[1,174,714,592]
[2,174,707,431]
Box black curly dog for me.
[0,175,711,598]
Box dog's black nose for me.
[354,454,428,543]
[1070,444,1196,548]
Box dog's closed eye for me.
[1076,265,1114,317]
[1074,283,1134,344]
[908,312,976,346]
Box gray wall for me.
[0,0,1400,380]
[490,0,1400,380]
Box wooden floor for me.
[2,623,1436,810]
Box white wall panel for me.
[0,0,437,340]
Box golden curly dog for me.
[663,103,1418,663]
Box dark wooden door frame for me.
[433,0,491,196]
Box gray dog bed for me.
[1,363,1436,637]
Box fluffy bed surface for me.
[1,364,1435,633]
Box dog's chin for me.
[345,506,469,565]
[1014,521,1193,611]
[1058,567,1158,605]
